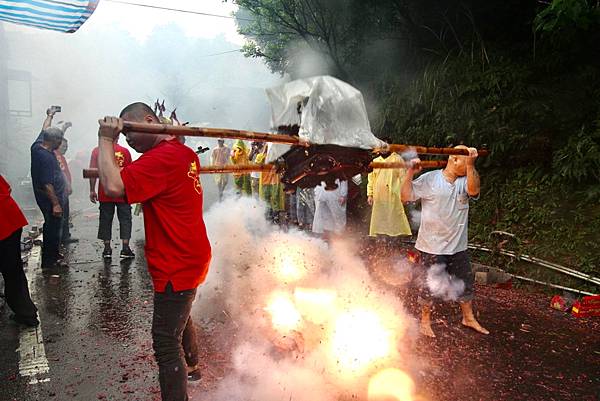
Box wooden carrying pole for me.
[120,121,488,157]
[384,144,489,157]
[82,160,447,179]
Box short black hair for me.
[119,102,158,120]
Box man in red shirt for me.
[89,140,134,259]
[97,102,211,401]
[0,175,39,327]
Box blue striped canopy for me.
[0,0,98,33]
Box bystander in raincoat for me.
[256,146,285,221]
[313,179,347,234]
[211,139,230,201]
[367,152,412,237]
[230,140,252,196]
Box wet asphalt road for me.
[0,172,218,401]
[0,175,223,401]
[1,205,166,401]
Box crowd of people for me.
[0,102,488,401]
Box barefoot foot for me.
[462,318,489,335]
[420,322,436,338]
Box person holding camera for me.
[30,106,67,269]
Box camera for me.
[50,105,61,113]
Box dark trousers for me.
[0,229,38,318]
[418,251,475,303]
[152,282,198,401]
[98,202,132,241]
[41,207,62,268]
[61,197,71,241]
[182,316,199,368]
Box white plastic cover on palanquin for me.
[265,75,386,162]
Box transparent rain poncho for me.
[265,76,386,162]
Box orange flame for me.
[294,288,337,325]
[265,292,302,333]
[271,244,308,283]
[368,368,415,401]
[329,309,395,376]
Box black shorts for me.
[417,250,474,303]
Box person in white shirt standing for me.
[401,145,489,338]
[312,179,347,237]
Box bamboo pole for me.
[510,274,597,296]
[122,121,303,146]
[369,160,447,170]
[383,144,489,157]
[469,244,600,287]
[119,121,489,157]
[82,159,447,179]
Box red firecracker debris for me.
[571,295,600,317]
[551,295,569,312]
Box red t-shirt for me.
[55,150,72,186]
[120,139,212,292]
[90,143,132,203]
[0,175,28,240]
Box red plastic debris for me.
[571,295,600,317]
[551,295,569,312]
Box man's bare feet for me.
[459,301,489,335]
[461,318,489,335]
[420,320,436,338]
[420,304,436,337]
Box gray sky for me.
[2,0,280,179]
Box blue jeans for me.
[152,282,198,401]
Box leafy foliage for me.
[535,0,600,33]
[229,0,537,80]
[552,127,600,184]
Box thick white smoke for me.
[193,196,421,401]
[426,263,465,301]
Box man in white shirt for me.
[401,146,488,337]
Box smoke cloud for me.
[0,19,280,210]
[194,196,421,401]
[426,263,465,301]
[285,40,335,79]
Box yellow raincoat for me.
[367,153,412,237]
[230,140,252,195]
[256,151,285,211]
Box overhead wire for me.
[102,1,247,57]
[103,0,256,22]
[199,49,242,57]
